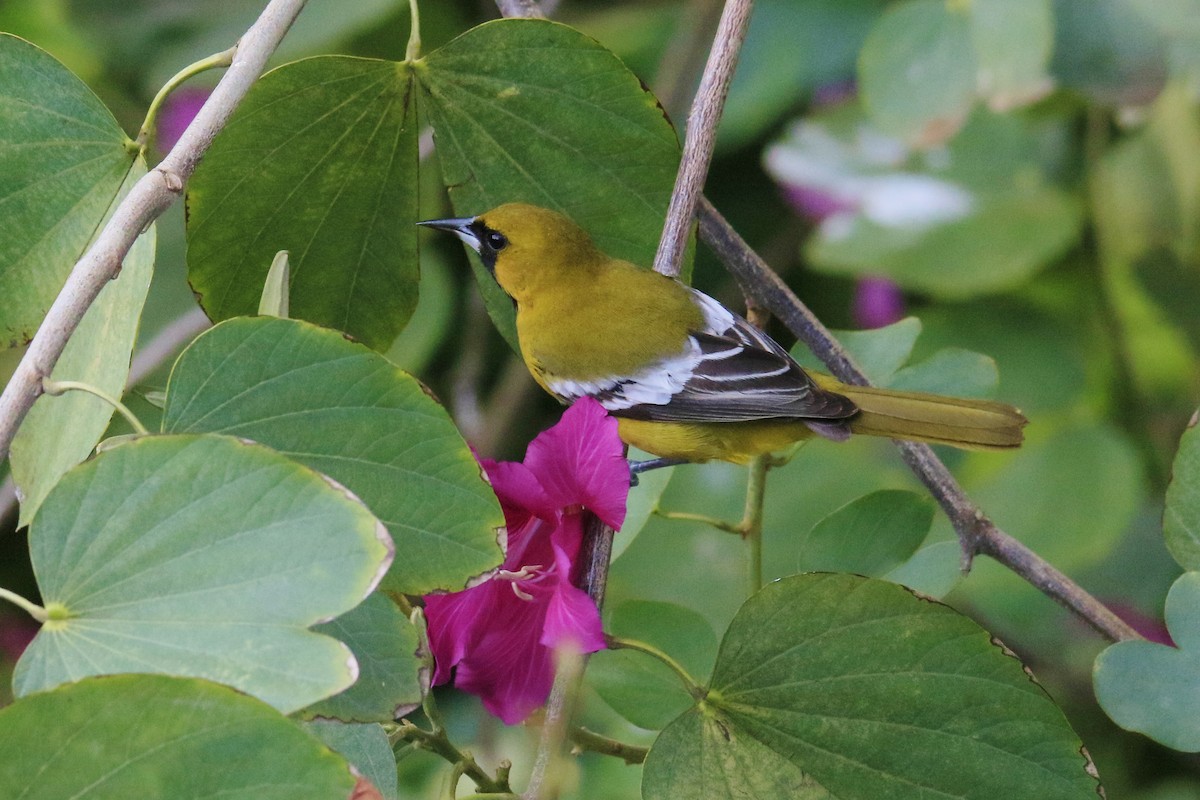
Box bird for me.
[419,203,1026,465]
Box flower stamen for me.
[497,565,543,582]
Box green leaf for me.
[589,600,716,730]
[859,0,976,144]
[0,675,356,800]
[10,161,154,526]
[161,316,504,594]
[969,0,1055,110]
[1094,571,1200,751]
[798,489,934,576]
[419,19,682,346]
[791,317,922,386]
[303,592,422,723]
[614,447,675,561]
[888,346,998,397]
[643,574,1099,799]
[259,250,290,318]
[187,56,418,351]
[882,539,963,598]
[14,434,392,713]
[835,317,922,384]
[1165,417,1200,569]
[304,720,398,800]
[0,33,138,348]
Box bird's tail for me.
[833,384,1027,450]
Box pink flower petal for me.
[541,540,605,653]
[484,459,556,518]
[453,589,554,724]
[524,398,629,529]
[424,583,498,684]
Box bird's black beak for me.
[417,216,482,254]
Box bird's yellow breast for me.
[515,259,704,387]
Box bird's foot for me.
[628,457,687,487]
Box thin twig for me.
[606,635,705,697]
[652,0,755,278]
[569,727,649,765]
[42,379,148,436]
[0,0,308,465]
[695,196,1142,643]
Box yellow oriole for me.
[420,203,1026,464]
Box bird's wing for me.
[545,289,859,423]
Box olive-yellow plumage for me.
[420,203,1026,464]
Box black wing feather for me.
[614,302,859,424]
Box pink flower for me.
[853,276,906,329]
[157,87,211,154]
[424,398,629,724]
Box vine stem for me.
[136,46,237,148]
[741,454,769,594]
[569,727,649,765]
[0,0,309,466]
[607,635,705,698]
[404,0,422,62]
[42,379,149,436]
[0,587,46,623]
[652,0,755,278]
[695,197,1142,643]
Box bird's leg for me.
[628,457,687,487]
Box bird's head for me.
[418,203,602,302]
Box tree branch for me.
[0,0,308,464]
[695,197,1142,643]
[653,0,755,278]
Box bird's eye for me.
[486,231,508,251]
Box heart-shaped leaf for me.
[643,574,1099,799]
[1094,571,1200,751]
[187,56,418,351]
[0,675,357,800]
[303,592,422,723]
[0,34,140,348]
[14,434,392,713]
[419,18,683,345]
[162,316,504,595]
